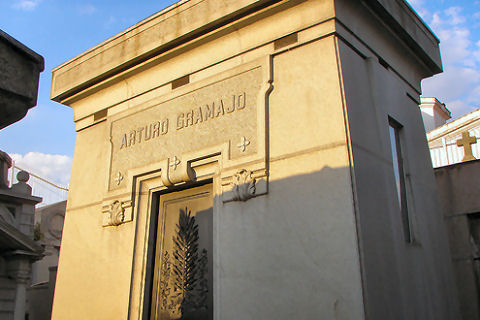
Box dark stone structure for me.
[0,29,44,130]
[435,159,480,320]
[0,29,44,320]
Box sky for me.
[0,0,177,189]
[1,0,480,192]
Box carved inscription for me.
[176,93,245,130]
[120,119,169,149]
[108,67,263,191]
[118,93,246,150]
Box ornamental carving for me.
[46,212,64,239]
[106,201,124,226]
[102,200,133,227]
[231,169,256,201]
[162,156,195,187]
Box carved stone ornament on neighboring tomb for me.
[46,212,64,239]
[232,169,256,201]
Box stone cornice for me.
[0,218,44,255]
[427,109,480,142]
[51,0,441,104]
[361,0,441,73]
[51,0,285,102]
[0,29,44,69]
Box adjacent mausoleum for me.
[0,30,44,130]
[421,102,480,320]
[0,29,44,320]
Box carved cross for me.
[237,136,250,152]
[170,156,181,170]
[114,172,124,185]
[456,131,477,162]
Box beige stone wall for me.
[53,122,135,318]
[212,37,364,318]
[334,2,459,317]
[53,35,365,320]
[339,40,459,319]
[51,0,457,319]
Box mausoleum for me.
[51,0,459,319]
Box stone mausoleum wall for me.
[50,0,459,319]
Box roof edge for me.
[0,29,44,71]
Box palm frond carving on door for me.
[159,207,209,318]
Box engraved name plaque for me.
[106,60,270,192]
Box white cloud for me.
[10,152,72,188]
[444,7,466,25]
[12,0,41,11]
[437,27,475,67]
[440,100,473,119]
[421,6,480,118]
[423,65,480,100]
[431,13,443,27]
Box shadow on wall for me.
[140,165,457,320]
[420,111,434,132]
[27,266,57,320]
[434,159,480,320]
[27,200,66,320]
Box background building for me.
[28,200,66,320]
[422,97,480,320]
[0,29,44,320]
[424,101,480,167]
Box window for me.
[389,117,411,242]
[6,205,16,218]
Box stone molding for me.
[221,169,267,202]
[162,156,195,187]
[101,57,272,227]
[102,200,133,227]
[51,0,441,103]
[232,169,257,201]
[6,256,32,284]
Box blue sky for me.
[1,0,480,188]
[410,0,480,118]
[0,0,177,157]
[0,0,177,188]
